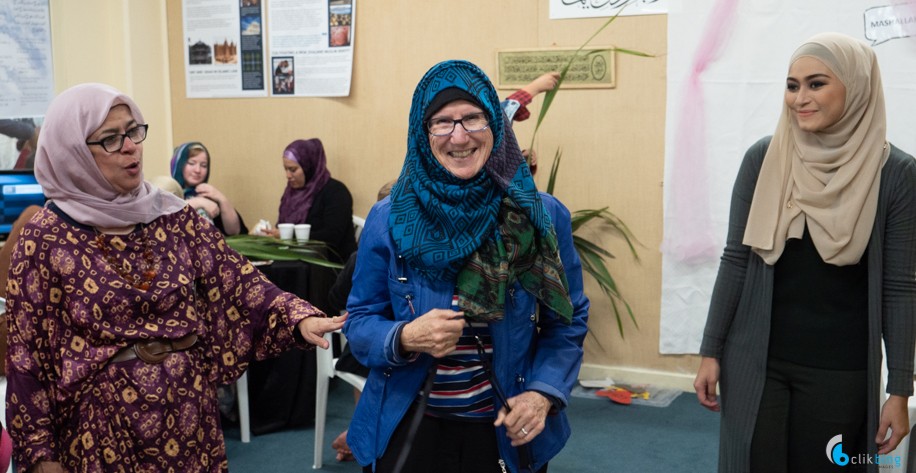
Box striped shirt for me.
[425,296,495,420]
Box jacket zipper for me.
[405,294,415,315]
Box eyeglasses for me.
[426,113,489,137]
[85,124,149,153]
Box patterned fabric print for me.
[5,206,322,472]
[389,60,555,283]
[457,198,573,323]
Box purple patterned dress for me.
[5,206,322,472]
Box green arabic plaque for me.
[496,47,616,90]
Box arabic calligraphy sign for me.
[496,48,616,90]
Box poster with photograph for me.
[183,0,267,98]
[0,0,54,118]
[0,0,52,170]
[267,0,356,97]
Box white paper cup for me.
[278,223,294,241]
[294,224,311,242]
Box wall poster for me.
[267,0,356,97]
[183,0,267,98]
[0,0,53,169]
[182,0,356,98]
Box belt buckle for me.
[133,342,169,364]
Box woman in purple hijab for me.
[5,83,345,472]
[274,138,356,261]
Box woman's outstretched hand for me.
[522,71,561,96]
[297,313,347,349]
[694,356,721,412]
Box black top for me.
[304,178,357,262]
[326,251,369,377]
[769,226,868,370]
[327,252,357,315]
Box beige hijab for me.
[743,33,888,266]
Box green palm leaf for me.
[528,8,653,153]
[225,235,344,269]
[545,149,562,195]
[532,8,653,337]
[572,234,614,259]
[570,208,640,261]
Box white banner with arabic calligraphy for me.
[549,0,668,19]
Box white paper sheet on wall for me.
[0,0,54,118]
[266,0,356,97]
[549,0,668,20]
[182,0,268,98]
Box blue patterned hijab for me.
[170,141,210,198]
[389,60,556,282]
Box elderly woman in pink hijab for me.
[5,83,345,472]
[268,138,356,261]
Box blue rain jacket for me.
[344,192,590,473]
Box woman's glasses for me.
[86,124,149,153]
[426,113,489,137]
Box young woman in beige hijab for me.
[694,33,916,472]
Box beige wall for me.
[49,0,174,178]
[47,0,700,389]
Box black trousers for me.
[749,357,867,473]
[363,403,548,473]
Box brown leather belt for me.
[110,333,199,364]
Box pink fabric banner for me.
[660,0,740,263]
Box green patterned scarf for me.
[456,197,573,324]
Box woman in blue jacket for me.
[344,60,590,473]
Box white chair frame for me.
[235,215,366,442]
[236,372,251,443]
[314,330,366,469]
[238,215,368,451]
[352,215,366,242]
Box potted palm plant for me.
[529,12,649,337]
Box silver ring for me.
[520,427,529,436]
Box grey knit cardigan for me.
[700,136,916,473]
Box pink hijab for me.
[34,83,185,228]
[278,138,331,224]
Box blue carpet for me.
[224,380,720,472]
